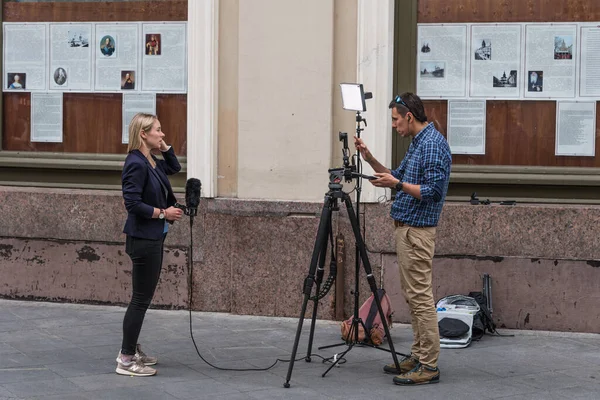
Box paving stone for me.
[1,299,599,399]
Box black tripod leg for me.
[321,342,354,377]
[284,197,334,388]
[284,293,311,389]
[305,212,331,361]
[342,194,403,371]
[305,282,320,363]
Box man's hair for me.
[388,92,427,123]
[127,113,157,153]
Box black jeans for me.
[121,234,166,355]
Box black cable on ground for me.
[185,216,340,371]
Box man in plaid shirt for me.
[354,92,451,386]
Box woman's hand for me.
[158,139,170,152]
[165,206,183,222]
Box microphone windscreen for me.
[185,178,201,208]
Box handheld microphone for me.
[185,178,201,216]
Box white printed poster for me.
[94,23,140,92]
[141,23,187,92]
[122,93,156,144]
[31,93,63,143]
[3,23,47,91]
[447,100,486,154]
[556,101,596,156]
[469,24,522,98]
[579,26,600,97]
[524,24,577,98]
[417,24,468,98]
[49,23,93,91]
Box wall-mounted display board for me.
[556,101,596,156]
[469,24,522,99]
[3,21,187,94]
[447,100,486,155]
[415,0,600,165]
[1,0,188,156]
[416,24,467,98]
[418,22,585,101]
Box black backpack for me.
[468,291,497,340]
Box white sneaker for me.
[116,354,157,377]
[134,343,158,366]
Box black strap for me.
[365,288,385,331]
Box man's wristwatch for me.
[395,181,404,192]
[158,209,166,219]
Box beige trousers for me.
[395,224,440,368]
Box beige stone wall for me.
[217,0,358,200]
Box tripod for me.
[283,167,406,388]
[317,113,408,363]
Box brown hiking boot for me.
[393,363,440,385]
[382,355,419,374]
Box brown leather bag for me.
[340,289,393,346]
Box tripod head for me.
[336,131,357,183]
[328,131,376,190]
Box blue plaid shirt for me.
[390,122,452,227]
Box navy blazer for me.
[122,148,181,240]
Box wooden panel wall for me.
[418,0,600,167]
[2,1,187,155]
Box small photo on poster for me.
[493,70,517,88]
[420,62,446,79]
[68,30,89,47]
[554,36,573,60]
[100,35,116,57]
[7,73,26,90]
[528,70,543,92]
[474,39,492,60]
[53,67,68,87]
[420,41,431,53]
[145,34,161,55]
[121,70,135,90]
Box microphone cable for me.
[184,212,343,372]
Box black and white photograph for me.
[68,30,89,47]
[493,70,517,88]
[7,73,26,90]
[554,35,573,59]
[53,67,67,86]
[474,39,492,60]
[421,42,431,53]
[420,62,445,79]
[528,70,543,92]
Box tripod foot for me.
[305,356,311,362]
[283,382,291,388]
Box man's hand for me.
[369,172,399,189]
[353,136,373,162]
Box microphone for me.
[184,178,201,217]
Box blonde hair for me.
[127,113,157,153]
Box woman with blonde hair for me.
[117,113,183,376]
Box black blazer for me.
[122,148,181,240]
